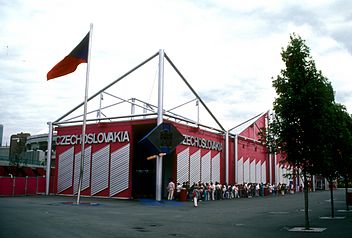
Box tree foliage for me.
[265,33,336,228]
[328,104,352,211]
[269,33,335,174]
[320,104,352,178]
[333,105,352,178]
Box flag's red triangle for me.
[47,32,89,80]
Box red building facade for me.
[54,119,227,199]
[54,114,291,199]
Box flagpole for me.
[77,23,93,205]
[156,49,164,202]
[45,121,53,195]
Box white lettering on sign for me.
[181,134,222,151]
[56,131,130,146]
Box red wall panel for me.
[14,177,25,195]
[0,176,49,196]
[26,177,37,195]
[0,178,13,196]
[56,121,133,198]
[173,122,225,184]
[37,176,46,194]
[228,139,235,185]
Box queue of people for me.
[167,180,292,206]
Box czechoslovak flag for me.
[47,32,89,80]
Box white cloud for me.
[0,0,352,145]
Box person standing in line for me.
[216,182,222,200]
[255,183,260,197]
[234,184,239,198]
[167,178,175,200]
[210,182,215,201]
[176,182,182,200]
[205,183,210,201]
[193,185,199,207]
[222,183,228,199]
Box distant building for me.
[26,133,57,166]
[2,132,57,167]
[9,132,30,165]
[26,133,56,151]
[0,146,10,165]
[0,124,3,146]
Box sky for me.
[1,0,352,146]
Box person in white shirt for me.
[167,179,175,200]
[176,182,182,200]
[193,185,199,207]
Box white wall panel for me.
[177,148,189,184]
[73,146,92,194]
[278,165,283,184]
[211,153,220,183]
[283,168,289,184]
[190,150,201,184]
[237,157,243,184]
[91,145,110,196]
[110,144,130,197]
[250,160,256,183]
[57,147,74,193]
[256,161,261,183]
[261,161,266,184]
[243,159,249,183]
[275,164,279,184]
[201,151,211,183]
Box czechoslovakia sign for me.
[56,131,130,145]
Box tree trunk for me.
[303,172,310,229]
[329,179,335,218]
[345,176,349,211]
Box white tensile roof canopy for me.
[53,51,227,134]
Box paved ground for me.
[0,189,351,238]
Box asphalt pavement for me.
[0,189,351,238]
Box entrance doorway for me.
[132,123,156,198]
[131,123,175,199]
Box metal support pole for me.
[98,92,103,119]
[25,176,28,195]
[225,131,229,184]
[12,177,15,196]
[265,111,272,185]
[234,134,238,183]
[274,153,277,185]
[131,98,136,120]
[297,169,301,191]
[196,99,199,127]
[156,49,164,201]
[143,103,148,118]
[45,121,53,195]
[77,23,93,205]
[269,153,272,185]
[36,176,39,194]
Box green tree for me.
[318,103,352,217]
[332,106,352,211]
[267,33,335,229]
